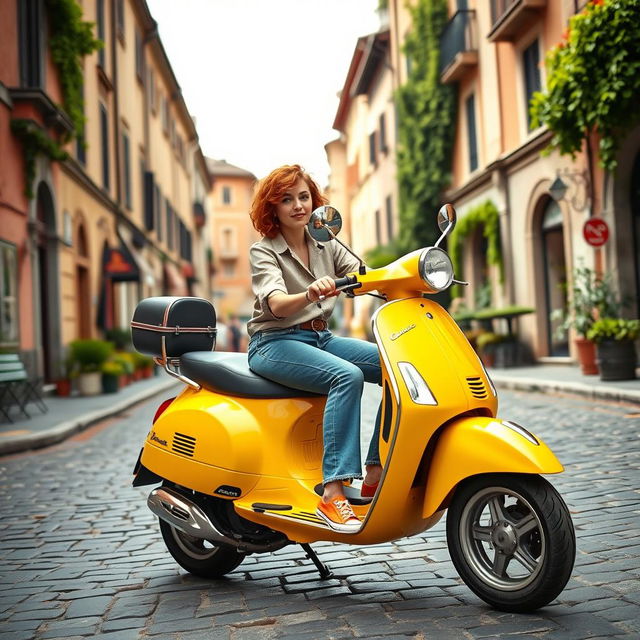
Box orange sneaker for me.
[361,481,379,498]
[316,496,362,533]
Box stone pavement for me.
[0,382,639,639]
[1,362,638,458]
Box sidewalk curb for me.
[491,374,640,406]
[0,379,179,457]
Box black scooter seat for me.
[180,351,322,399]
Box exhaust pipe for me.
[147,486,287,553]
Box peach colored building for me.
[206,158,257,324]
[326,26,398,336]
[1,0,211,380]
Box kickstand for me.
[300,543,334,579]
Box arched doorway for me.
[631,152,640,317]
[541,199,568,356]
[34,182,61,381]
[75,222,91,338]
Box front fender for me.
[422,416,563,518]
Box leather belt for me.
[298,318,328,331]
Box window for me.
[116,0,125,41]
[144,170,154,230]
[369,132,377,166]
[153,183,161,236]
[375,210,381,245]
[166,203,174,250]
[379,113,387,153]
[97,0,106,68]
[222,260,235,278]
[0,242,19,346]
[19,0,44,88]
[122,130,131,209]
[135,29,145,82]
[523,39,541,130]
[385,195,393,240]
[222,186,232,205]
[76,84,86,165]
[100,103,110,190]
[148,68,156,113]
[465,93,478,172]
[161,95,169,134]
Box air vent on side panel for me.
[172,432,196,457]
[467,376,488,399]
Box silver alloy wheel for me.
[169,526,220,561]
[458,485,545,591]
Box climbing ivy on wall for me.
[448,200,503,297]
[395,0,456,251]
[11,0,100,198]
[10,119,69,199]
[45,0,102,139]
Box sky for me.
[146,0,381,186]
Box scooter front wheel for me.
[159,519,246,579]
[446,473,575,612]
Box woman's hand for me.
[306,277,337,303]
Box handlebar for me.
[334,275,360,290]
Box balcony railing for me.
[440,10,478,84]
[488,0,547,42]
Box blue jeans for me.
[247,328,382,484]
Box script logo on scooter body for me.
[150,431,168,447]
[390,323,416,341]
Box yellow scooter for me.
[131,204,575,612]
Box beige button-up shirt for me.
[247,229,360,336]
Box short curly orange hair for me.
[250,164,327,238]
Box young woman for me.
[247,164,382,533]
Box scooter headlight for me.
[419,247,453,291]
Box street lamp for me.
[548,169,590,212]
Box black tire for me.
[159,519,246,579]
[446,473,575,612]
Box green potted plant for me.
[587,318,639,381]
[101,359,125,394]
[69,339,114,396]
[475,332,504,368]
[552,265,622,375]
[114,352,135,386]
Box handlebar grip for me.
[334,275,358,289]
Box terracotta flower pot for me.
[56,379,72,397]
[574,337,598,375]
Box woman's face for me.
[274,176,313,234]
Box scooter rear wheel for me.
[446,472,575,612]
[159,519,246,579]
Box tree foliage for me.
[396,0,456,250]
[530,0,640,171]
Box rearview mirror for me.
[437,204,457,234]
[308,205,343,242]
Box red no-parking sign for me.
[583,217,609,247]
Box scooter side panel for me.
[422,416,564,517]
[141,386,327,498]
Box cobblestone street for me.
[1,384,639,639]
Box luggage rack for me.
[153,335,202,390]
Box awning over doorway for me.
[118,225,156,287]
[164,261,188,296]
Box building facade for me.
[327,26,398,336]
[206,158,257,324]
[0,0,211,380]
[327,0,640,363]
